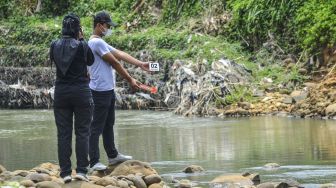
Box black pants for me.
[89,89,118,167]
[53,83,93,177]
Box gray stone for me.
[264,163,280,169]
[242,172,260,185]
[182,165,204,173]
[290,90,308,103]
[177,179,192,188]
[36,181,62,188]
[253,90,265,97]
[62,181,105,188]
[95,176,117,186]
[148,183,163,188]
[125,174,147,188]
[282,96,293,104]
[257,182,290,188]
[110,160,157,176]
[0,171,13,180]
[12,170,30,177]
[144,174,162,185]
[9,175,26,182]
[211,174,253,187]
[117,179,129,188]
[27,173,52,183]
[326,104,336,116]
[20,179,35,187]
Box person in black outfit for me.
[49,13,94,183]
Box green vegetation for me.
[295,0,336,53]
[1,0,334,104]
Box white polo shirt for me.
[88,38,116,91]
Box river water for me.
[0,110,336,187]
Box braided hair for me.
[62,13,81,38]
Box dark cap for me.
[94,11,117,27]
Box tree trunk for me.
[35,0,42,12]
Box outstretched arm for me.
[102,52,140,90]
[112,49,150,71]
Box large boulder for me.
[110,160,157,176]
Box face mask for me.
[101,25,112,37]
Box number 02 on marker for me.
[149,62,159,71]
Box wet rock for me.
[125,174,147,188]
[34,163,60,172]
[182,165,204,173]
[27,173,52,183]
[0,171,13,180]
[177,179,192,188]
[9,175,26,182]
[242,172,260,185]
[144,174,162,185]
[0,164,6,174]
[257,182,290,188]
[12,170,30,177]
[110,160,157,176]
[211,174,254,187]
[95,176,118,186]
[63,181,105,188]
[290,90,307,103]
[263,163,280,169]
[36,181,62,188]
[326,103,336,116]
[148,183,163,188]
[20,179,35,187]
[117,179,129,188]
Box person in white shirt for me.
[88,11,150,171]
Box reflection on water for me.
[0,110,336,187]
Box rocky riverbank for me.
[0,58,335,119]
[2,161,333,188]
